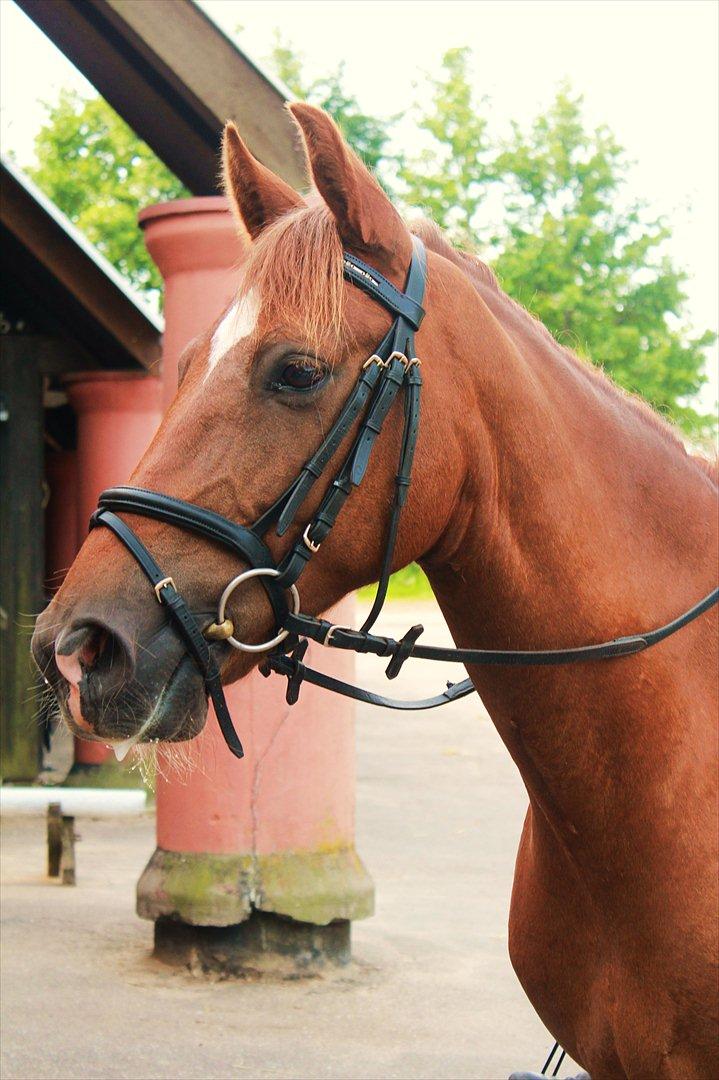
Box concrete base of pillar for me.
[137,846,373,974]
[63,760,147,789]
[153,912,351,976]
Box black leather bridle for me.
[91,236,718,759]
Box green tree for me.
[399,50,715,436]
[398,47,494,247]
[491,88,714,434]
[28,89,188,297]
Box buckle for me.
[323,623,353,647]
[302,523,321,553]
[154,576,176,603]
[362,354,388,370]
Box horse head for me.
[31,105,474,752]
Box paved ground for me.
[1,601,578,1080]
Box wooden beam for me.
[16,335,96,377]
[16,0,306,194]
[0,336,45,781]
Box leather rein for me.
[91,236,719,758]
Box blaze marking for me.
[205,288,259,381]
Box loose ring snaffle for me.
[213,567,300,653]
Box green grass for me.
[358,563,434,602]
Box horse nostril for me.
[55,620,134,690]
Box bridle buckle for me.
[154,576,176,603]
[302,523,321,553]
[390,352,421,369]
[323,623,352,647]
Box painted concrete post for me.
[42,449,78,776]
[135,197,373,973]
[44,449,78,593]
[64,373,163,771]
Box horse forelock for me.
[237,205,500,360]
[241,201,346,358]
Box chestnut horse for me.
[33,105,717,1079]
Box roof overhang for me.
[1,158,162,372]
[15,0,307,194]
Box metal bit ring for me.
[215,567,300,654]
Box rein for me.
[91,236,719,758]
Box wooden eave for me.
[15,0,307,195]
[1,159,162,372]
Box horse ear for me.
[289,103,410,274]
[222,121,304,239]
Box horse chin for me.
[145,654,209,743]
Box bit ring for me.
[216,568,300,653]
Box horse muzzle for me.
[32,610,211,749]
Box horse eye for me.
[275,362,327,392]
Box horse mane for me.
[411,219,718,485]
[240,202,717,484]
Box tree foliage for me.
[28,89,189,296]
[397,50,714,435]
[26,49,715,436]
[398,47,495,248]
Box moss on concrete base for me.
[136,846,374,928]
[257,847,374,925]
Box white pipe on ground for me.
[0,787,147,816]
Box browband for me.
[343,248,426,330]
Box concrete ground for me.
[1,600,578,1080]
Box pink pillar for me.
[64,373,163,768]
[136,198,372,972]
[44,449,79,594]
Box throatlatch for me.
[91,235,719,759]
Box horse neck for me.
[422,280,717,857]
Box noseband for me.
[91,236,718,758]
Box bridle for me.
[91,236,718,759]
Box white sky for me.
[1,0,717,411]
